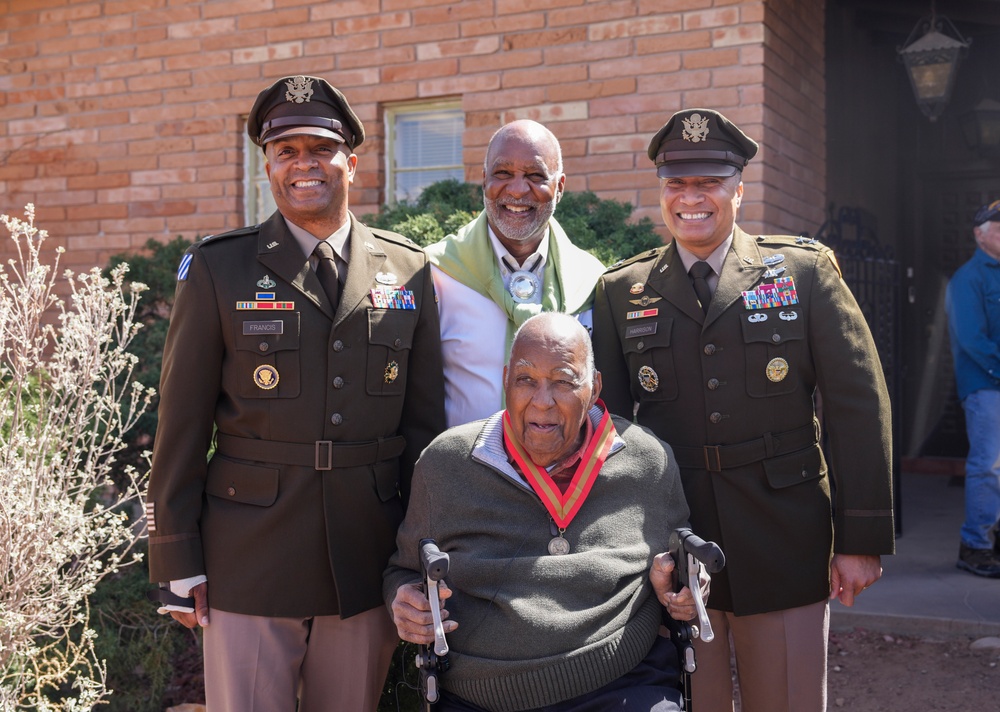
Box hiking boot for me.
[957,544,1000,578]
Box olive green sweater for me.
[383,409,690,712]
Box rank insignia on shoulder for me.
[253,364,279,390]
[742,276,798,310]
[370,287,416,310]
[177,254,193,281]
[638,365,659,393]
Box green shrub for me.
[364,180,664,263]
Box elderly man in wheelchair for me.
[385,313,719,712]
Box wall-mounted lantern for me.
[897,7,971,122]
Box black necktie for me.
[313,241,340,311]
[689,260,713,315]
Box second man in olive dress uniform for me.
[593,109,894,712]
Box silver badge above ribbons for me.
[509,270,541,303]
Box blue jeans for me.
[961,389,1000,550]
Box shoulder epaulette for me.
[755,234,832,253]
[756,234,840,276]
[604,246,665,273]
[367,227,425,253]
[198,224,261,245]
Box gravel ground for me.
[826,628,1000,711]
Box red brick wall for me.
[0,0,825,270]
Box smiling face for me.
[265,134,357,236]
[482,122,565,262]
[503,315,601,468]
[659,174,743,259]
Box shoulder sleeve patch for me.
[177,253,194,281]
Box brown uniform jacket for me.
[147,211,446,619]
[593,227,893,616]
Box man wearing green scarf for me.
[426,120,606,427]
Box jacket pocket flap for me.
[368,310,416,351]
[763,445,825,489]
[206,456,279,506]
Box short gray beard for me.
[484,196,556,243]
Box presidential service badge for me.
[765,358,789,383]
[384,361,399,384]
[254,364,280,390]
[638,365,659,393]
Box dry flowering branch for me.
[0,205,154,710]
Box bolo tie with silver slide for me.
[502,255,543,304]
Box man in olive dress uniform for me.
[146,75,445,711]
[593,109,894,712]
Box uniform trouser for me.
[960,389,1000,550]
[203,606,398,712]
[690,600,829,712]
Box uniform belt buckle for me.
[703,445,722,472]
[315,440,333,471]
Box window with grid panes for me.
[385,102,464,203]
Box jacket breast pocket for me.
[740,307,804,397]
[206,455,279,507]
[367,309,416,396]
[232,312,301,399]
[622,318,678,401]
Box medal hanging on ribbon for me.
[502,401,615,555]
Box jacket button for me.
[636,341,644,350]
[330,413,343,425]
[707,378,720,390]
[227,486,236,497]
[393,338,402,348]
[704,344,716,355]
[333,376,344,389]
[258,341,269,352]
[709,412,723,424]
[771,333,781,343]
[332,340,344,352]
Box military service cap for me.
[246,75,365,150]
[974,199,1000,226]
[647,108,759,178]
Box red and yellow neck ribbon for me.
[502,400,615,530]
